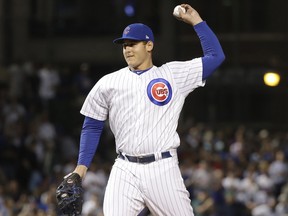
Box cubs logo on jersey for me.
[147,78,172,106]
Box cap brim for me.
[113,37,147,44]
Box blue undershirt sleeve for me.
[77,116,105,167]
[194,21,225,80]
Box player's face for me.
[122,40,153,71]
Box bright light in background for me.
[124,4,135,17]
[263,72,280,87]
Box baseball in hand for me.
[173,5,186,17]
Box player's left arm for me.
[194,21,225,80]
[175,4,225,80]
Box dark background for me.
[1,0,288,127]
[0,1,288,215]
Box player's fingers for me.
[174,6,186,21]
[180,4,191,11]
[181,4,196,15]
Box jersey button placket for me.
[134,76,145,154]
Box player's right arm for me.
[72,76,109,179]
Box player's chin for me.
[126,61,137,69]
[125,58,133,65]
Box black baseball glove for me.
[56,173,84,216]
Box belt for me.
[119,151,172,164]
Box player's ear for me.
[146,41,154,52]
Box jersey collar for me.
[130,66,153,75]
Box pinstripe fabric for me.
[103,155,194,216]
[80,58,202,215]
[80,58,203,156]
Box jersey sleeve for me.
[194,21,225,80]
[80,77,108,121]
[166,58,205,97]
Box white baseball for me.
[173,5,186,17]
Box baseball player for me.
[56,3,225,216]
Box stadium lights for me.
[263,72,280,87]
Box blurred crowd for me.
[0,61,287,216]
[178,123,288,216]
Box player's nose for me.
[124,49,133,56]
[124,46,133,52]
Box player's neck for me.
[129,60,153,71]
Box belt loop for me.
[169,149,177,160]
[122,152,127,161]
[154,152,161,161]
[169,149,176,157]
[119,151,127,161]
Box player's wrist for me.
[191,18,203,26]
[73,165,88,179]
[65,172,81,180]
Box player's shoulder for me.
[165,58,202,68]
[99,67,129,81]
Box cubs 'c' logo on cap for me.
[123,27,130,35]
[147,78,172,106]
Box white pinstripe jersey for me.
[80,58,204,156]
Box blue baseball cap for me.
[113,23,154,44]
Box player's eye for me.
[123,42,137,48]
